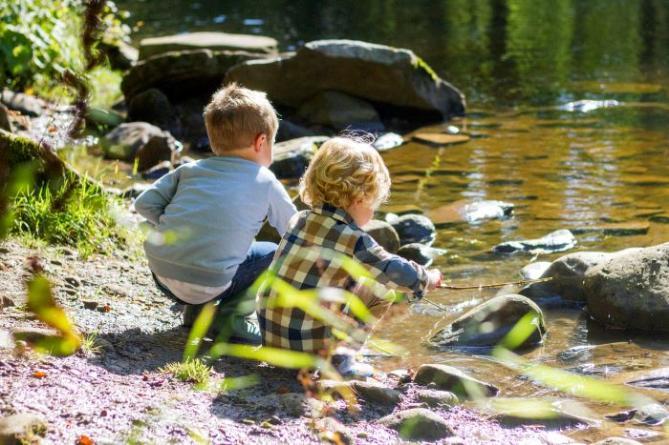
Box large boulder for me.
[138,32,278,60]
[128,88,180,134]
[413,364,499,398]
[428,294,546,349]
[585,243,669,332]
[297,90,382,131]
[121,49,263,102]
[225,40,465,120]
[377,408,454,441]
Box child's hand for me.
[427,268,443,291]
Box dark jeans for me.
[153,241,277,315]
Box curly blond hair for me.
[299,137,391,210]
[203,82,278,155]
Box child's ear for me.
[254,133,267,151]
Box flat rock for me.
[226,39,465,120]
[413,364,498,399]
[138,32,278,59]
[428,199,514,226]
[412,132,470,146]
[593,439,643,445]
[572,221,650,236]
[428,294,546,349]
[482,398,599,429]
[558,99,619,112]
[377,408,454,441]
[416,389,459,408]
[519,261,552,280]
[362,220,400,253]
[350,380,402,407]
[493,229,577,255]
[623,367,669,392]
[269,136,327,179]
[585,242,669,332]
[102,122,178,172]
[387,213,436,246]
[373,132,404,151]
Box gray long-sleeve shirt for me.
[134,156,297,287]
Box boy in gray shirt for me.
[134,83,296,343]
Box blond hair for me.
[300,137,391,210]
[203,82,278,155]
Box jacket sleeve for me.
[133,168,181,225]
[266,178,298,236]
[352,232,430,298]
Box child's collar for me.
[312,204,354,225]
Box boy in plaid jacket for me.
[257,137,442,358]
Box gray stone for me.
[624,367,669,392]
[350,380,401,407]
[276,119,317,142]
[85,106,124,128]
[128,88,179,133]
[373,132,404,151]
[413,364,498,398]
[269,136,328,180]
[121,49,262,101]
[397,243,446,266]
[297,90,382,131]
[138,32,278,60]
[226,39,465,119]
[362,220,400,253]
[378,408,454,441]
[416,389,459,408]
[0,103,12,132]
[519,261,552,280]
[493,229,577,255]
[521,251,615,302]
[0,413,47,444]
[102,122,178,172]
[387,213,436,246]
[486,398,599,429]
[428,200,514,226]
[428,294,546,349]
[316,417,353,444]
[122,183,151,199]
[585,242,669,332]
[141,160,173,180]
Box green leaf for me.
[183,302,216,361]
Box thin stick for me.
[438,276,554,290]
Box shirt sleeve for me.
[267,178,297,236]
[133,168,181,225]
[352,231,430,298]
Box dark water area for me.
[112,0,669,440]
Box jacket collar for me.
[312,203,354,225]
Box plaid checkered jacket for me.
[257,204,429,353]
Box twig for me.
[438,276,554,290]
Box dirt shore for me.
[0,238,579,444]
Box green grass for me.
[10,177,124,257]
[161,358,212,387]
[80,332,102,357]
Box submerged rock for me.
[482,398,599,429]
[624,367,669,392]
[493,229,576,255]
[362,220,400,253]
[413,364,499,398]
[138,32,278,60]
[297,90,382,131]
[387,213,436,246]
[585,242,669,332]
[428,199,514,226]
[593,439,643,445]
[377,408,454,441]
[269,136,328,179]
[397,243,446,266]
[559,99,620,113]
[226,39,465,120]
[428,294,546,349]
[412,132,470,146]
[606,403,669,426]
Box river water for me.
[112,1,669,440]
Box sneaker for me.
[227,313,262,345]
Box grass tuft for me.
[80,332,102,357]
[161,358,212,387]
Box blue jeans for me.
[153,241,277,314]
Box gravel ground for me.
[0,238,582,444]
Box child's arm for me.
[353,232,435,299]
[134,169,181,225]
[266,179,297,236]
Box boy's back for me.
[136,156,294,289]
